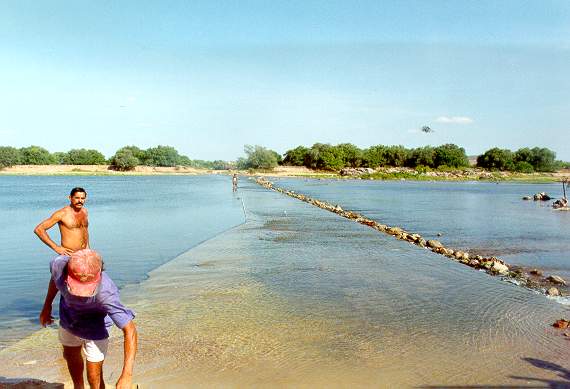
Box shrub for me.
[433,144,469,168]
[142,146,180,167]
[0,146,21,168]
[476,148,514,171]
[514,161,534,173]
[283,146,309,166]
[110,149,139,171]
[238,145,279,170]
[19,146,56,165]
[63,149,106,165]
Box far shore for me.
[0,164,568,182]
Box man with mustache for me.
[34,187,89,255]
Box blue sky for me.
[1,1,569,160]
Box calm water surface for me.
[276,179,570,278]
[3,178,568,387]
[0,175,244,348]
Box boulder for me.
[547,287,561,297]
[553,198,568,209]
[522,196,532,200]
[468,259,480,267]
[533,192,551,201]
[427,240,443,249]
[547,275,567,285]
[491,261,509,275]
[553,319,570,329]
[530,269,543,276]
[387,227,404,236]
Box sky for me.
[1,0,569,160]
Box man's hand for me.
[54,246,74,256]
[39,306,54,327]
[116,374,132,389]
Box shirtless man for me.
[34,187,89,255]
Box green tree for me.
[0,146,21,168]
[283,146,309,166]
[433,144,469,168]
[362,145,388,168]
[63,149,106,165]
[19,146,55,165]
[335,143,363,167]
[143,146,180,167]
[305,143,345,170]
[52,152,66,164]
[476,148,514,171]
[110,149,140,171]
[384,145,409,167]
[177,155,192,166]
[239,145,279,170]
[530,147,556,172]
[118,146,146,162]
[407,146,435,168]
[513,161,534,173]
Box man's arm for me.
[85,210,90,249]
[39,278,58,327]
[34,210,73,255]
[116,321,137,389]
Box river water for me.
[0,176,569,387]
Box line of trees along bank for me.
[0,145,233,170]
[282,143,470,170]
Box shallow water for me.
[0,175,244,348]
[276,179,570,279]
[2,179,569,387]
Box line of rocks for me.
[255,177,567,297]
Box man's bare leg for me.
[63,345,84,389]
[86,360,105,389]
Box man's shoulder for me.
[50,255,69,280]
[97,273,119,298]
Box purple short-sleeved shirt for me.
[50,255,135,340]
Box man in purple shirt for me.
[40,249,137,389]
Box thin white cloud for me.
[435,116,474,124]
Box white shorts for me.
[58,327,109,363]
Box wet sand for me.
[1,180,569,387]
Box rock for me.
[339,167,375,176]
[418,239,427,247]
[410,234,421,242]
[491,261,509,275]
[387,227,404,236]
[547,287,561,296]
[468,259,480,267]
[547,275,567,285]
[522,196,532,200]
[427,240,443,249]
[533,192,551,201]
[454,250,464,259]
[461,252,470,261]
[529,269,543,276]
[437,232,443,237]
[553,319,570,329]
[553,198,568,209]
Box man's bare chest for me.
[59,213,89,229]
